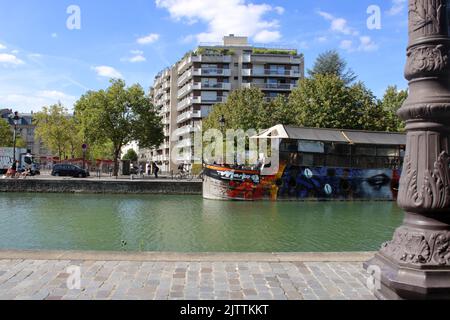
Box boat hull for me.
[203,165,401,201]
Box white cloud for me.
[92,66,123,78]
[340,37,378,53]
[274,6,284,15]
[253,30,281,43]
[388,0,407,16]
[358,36,378,52]
[0,43,6,50]
[51,33,58,38]
[121,50,147,63]
[0,91,77,110]
[137,33,160,44]
[315,36,327,43]
[0,53,24,66]
[340,40,353,51]
[155,0,283,43]
[318,11,358,36]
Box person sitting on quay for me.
[5,161,19,179]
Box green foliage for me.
[34,103,82,159]
[308,50,357,85]
[253,48,298,56]
[202,88,267,132]
[122,149,138,162]
[203,75,405,134]
[74,79,164,175]
[0,119,27,148]
[196,47,235,55]
[378,85,408,132]
[0,118,11,147]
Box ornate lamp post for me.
[10,111,20,165]
[365,0,450,299]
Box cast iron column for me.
[365,0,450,299]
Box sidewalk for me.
[0,251,376,300]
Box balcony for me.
[248,83,296,90]
[174,125,201,137]
[176,154,201,163]
[160,106,170,114]
[177,96,202,111]
[193,68,231,76]
[200,82,231,90]
[175,138,194,149]
[252,69,301,77]
[178,55,201,74]
[243,54,251,63]
[177,110,202,123]
[177,70,193,87]
[162,117,170,125]
[242,69,252,76]
[177,82,202,99]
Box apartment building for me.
[0,109,50,157]
[148,35,304,172]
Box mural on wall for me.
[203,164,401,201]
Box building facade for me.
[148,35,305,172]
[0,109,50,157]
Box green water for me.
[0,193,403,252]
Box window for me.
[298,141,325,153]
[355,146,376,156]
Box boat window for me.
[355,146,377,156]
[377,147,399,157]
[298,141,325,153]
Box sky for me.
[0,0,409,113]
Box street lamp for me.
[10,111,20,166]
[219,115,226,131]
[365,0,450,299]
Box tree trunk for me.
[113,148,120,177]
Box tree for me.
[308,50,357,85]
[34,103,77,160]
[289,74,383,130]
[378,86,408,132]
[202,88,267,132]
[0,118,26,148]
[122,149,138,162]
[0,119,11,146]
[74,79,164,176]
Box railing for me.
[193,68,231,76]
[177,97,201,111]
[246,83,295,90]
[177,111,202,123]
[177,70,193,87]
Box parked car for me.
[51,164,89,178]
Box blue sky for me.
[0,0,409,113]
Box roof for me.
[252,125,406,146]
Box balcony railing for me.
[177,111,202,123]
[242,69,301,77]
[177,70,193,87]
[177,96,202,111]
[193,68,231,76]
[174,125,201,137]
[244,83,296,90]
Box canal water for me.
[0,193,403,252]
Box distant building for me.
[148,35,305,172]
[0,109,50,156]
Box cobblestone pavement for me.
[0,257,376,300]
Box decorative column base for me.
[364,213,450,300]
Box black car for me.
[51,164,89,178]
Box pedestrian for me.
[6,161,18,178]
[152,162,160,179]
